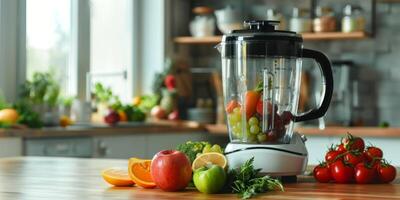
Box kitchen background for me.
[0,0,399,165]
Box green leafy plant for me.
[93,83,120,105]
[13,101,43,128]
[0,92,10,110]
[228,157,283,199]
[19,72,60,106]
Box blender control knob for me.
[300,134,307,143]
[244,20,279,31]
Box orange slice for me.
[192,152,228,171]
[101,167,135,187]
[128,158,156,188]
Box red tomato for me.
[336,144,347,154]
[342,133,365,152]
[313,163,332,183]
[377,162,397,183]
[330,160,355,184]
[344,152,364,166]
[325,150,341,164]
[364,146,383,162]
[355,163,377,184]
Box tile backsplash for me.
[304,2,400,126]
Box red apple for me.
[104,109,120,125]
[150,150,192,191]
[150,106,166,119]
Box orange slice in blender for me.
[128,158,156,188]
[102,167,135,187]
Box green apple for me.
[193,164,226,194]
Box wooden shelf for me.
[205,124,400,138]
[174,32,368,44]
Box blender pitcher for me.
[217,20,333,144]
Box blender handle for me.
[294,49,334,122]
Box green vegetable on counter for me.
[228,157,283,199]
[19,72,60,106]
[176,141,211,163]
[122,105,146,122]
[13,101,43,128]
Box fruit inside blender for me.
[225,59,295,144]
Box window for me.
[26,0,73,95]
[89,0,133,102]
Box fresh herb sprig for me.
[229,157,283,199]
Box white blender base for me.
[225,133,308,176]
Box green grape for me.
[228,113,240,124]
[247,134,257,143]
[257,134,267,142]
[202,144,212,153]
[249,125,260,135]
[233,107,241,114]
[210,144,223,153]
[248,117,259,126]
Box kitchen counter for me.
[0,120,205,138]
[2,120,400,138]
[0,157,398,200]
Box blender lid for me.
[223,20,302,43]
[221,20,303,57]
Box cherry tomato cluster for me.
[313,133,397,184]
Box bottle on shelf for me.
[341,5,366,33]
[289,8,312,33]
[313,6,337,33]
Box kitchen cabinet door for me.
[93,135,147,159]
[0,137,22,157]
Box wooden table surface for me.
[0,157,399,200]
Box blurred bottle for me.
[289,8,312,33]
[313,6,337,32]
[341,5,366,33]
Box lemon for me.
[192,152,227,171]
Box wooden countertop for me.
[0,157,398,200]
[0,120,206,138]
[2,120,400,138]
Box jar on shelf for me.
[313,6,337,33]
[289,8,312,33]
[266,8,286,30]
[341,5,366,33]
[189,6,215,37]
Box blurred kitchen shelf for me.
[174,32,369,44]
[205,124,400,137]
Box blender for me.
[217,21,333,176]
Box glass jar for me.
[189,6,215,37]
[313,6,337,33]
[341,5,366,33]
[289,8,312,33]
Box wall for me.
[304,2,400,126]
[0,0,19,102]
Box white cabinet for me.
[0,137,22,157]
[93,132,228,159]
[93,135,147,159]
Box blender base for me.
[224,133,308,176]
